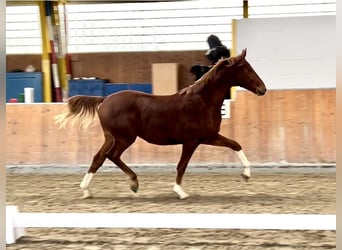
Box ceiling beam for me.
[6,0,189,6]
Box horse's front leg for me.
[174,142,199,199]
[202,134,251,181]
[236,150,251,181]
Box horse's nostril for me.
[257,87,266,96]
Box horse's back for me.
[99,90,143,115]
[99,90,172,121]
[107,90,150,99]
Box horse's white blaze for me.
[237,150,251,177]
[80,173,94,198]
[173,183,189,199]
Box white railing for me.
[6,205,336,244]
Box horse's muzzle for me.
[256,86,267,96]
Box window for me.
[6,0,336,54]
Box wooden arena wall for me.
[6,89,335,165]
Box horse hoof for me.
[130,183,139,193]
[82,194,93,199]
[173,184,189,199]
[81,189,93,199]
[241,173,250,182]
[179,193,190,200]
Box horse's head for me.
[218,49,267,96]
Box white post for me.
[221,99,230,118]
[6,206,26,244]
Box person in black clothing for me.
[205,34,231,65]
[190,34,231,98]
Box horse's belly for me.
[138,131,182,145]
[138,123,216,146]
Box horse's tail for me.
[54,95,105,131]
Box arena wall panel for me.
[6,89,335,165]
[234,16,335,90]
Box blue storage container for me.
[68,79,105,97]
[104,83,152,96]
[6,72,43,102]
[128,83,152,94]
[104,83,128,96]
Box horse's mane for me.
[179,57,231,95]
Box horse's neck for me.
[200,76,232,109]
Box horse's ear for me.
[226,49,247,66]
[241,48,247,59]
[234,48,247,65]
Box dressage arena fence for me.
[6,206,336,244]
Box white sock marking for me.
[173,183,189,199]
[237,150,251,177]
[80,173,94,198]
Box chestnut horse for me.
[55,49,266,199]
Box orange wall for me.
[6,89,335,165]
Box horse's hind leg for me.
[80,133,114,198]
[106,138,139,193]
[202,134,251,181]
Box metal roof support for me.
[243,0,248,18]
